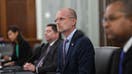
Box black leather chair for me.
[32,43,42,56]
[31,43,45,63]
[95,46,119,74]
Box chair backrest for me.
[31,43,45,63]
[32,43,42,55]
[95,46,119,74]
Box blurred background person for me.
[103,0,132,74]
[23,24,62,74]
[3,25,32,67]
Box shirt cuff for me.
[35,67,38,73]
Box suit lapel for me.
[39,44,49,59]
[43,40,59,61]
[63,30,84,69]
[49,42,58,55]
[37,40,60,65]
[65,41,75,66]
[36,44,49,66]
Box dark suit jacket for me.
[57,30,95,74]
[11,40,32,66]
[36,39,62,74]
[32,43,45,63]
[110,45,132,74]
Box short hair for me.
[122,0,132,17]
[46,23,58,33]
[67,8,77,20]
[110,0,132,18]
[46,23,62,39]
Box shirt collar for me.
[123,37,132,53]
[49,39,57,46]
[65,29,77,41]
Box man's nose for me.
[103,20,110,29]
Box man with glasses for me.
[55,8,95,74]
[103,0,132,74]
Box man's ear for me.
[72,18,77,26]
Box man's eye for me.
[109,16,117,21]
[59,18,65,20]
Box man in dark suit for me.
[103,0,132,74]
[23,24,62,74]
[55,8,95,74]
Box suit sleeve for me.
[77,37,95,74]
[56,43,62,74]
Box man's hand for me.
[23,63,35,72]
[3,61,15,66]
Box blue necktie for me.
[119,50,125,74]
[62,39,69,66]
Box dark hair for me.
[122,0,132,17]
[46,23,62,39]
[8,25,24,43]
[47,24,58,33]
[111,0,132,18]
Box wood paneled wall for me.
[0,0,41,47]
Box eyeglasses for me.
[54,17,74,23]
[103,15,124,23]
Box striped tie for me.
[62,39,69,66]
[36,45,51,68]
